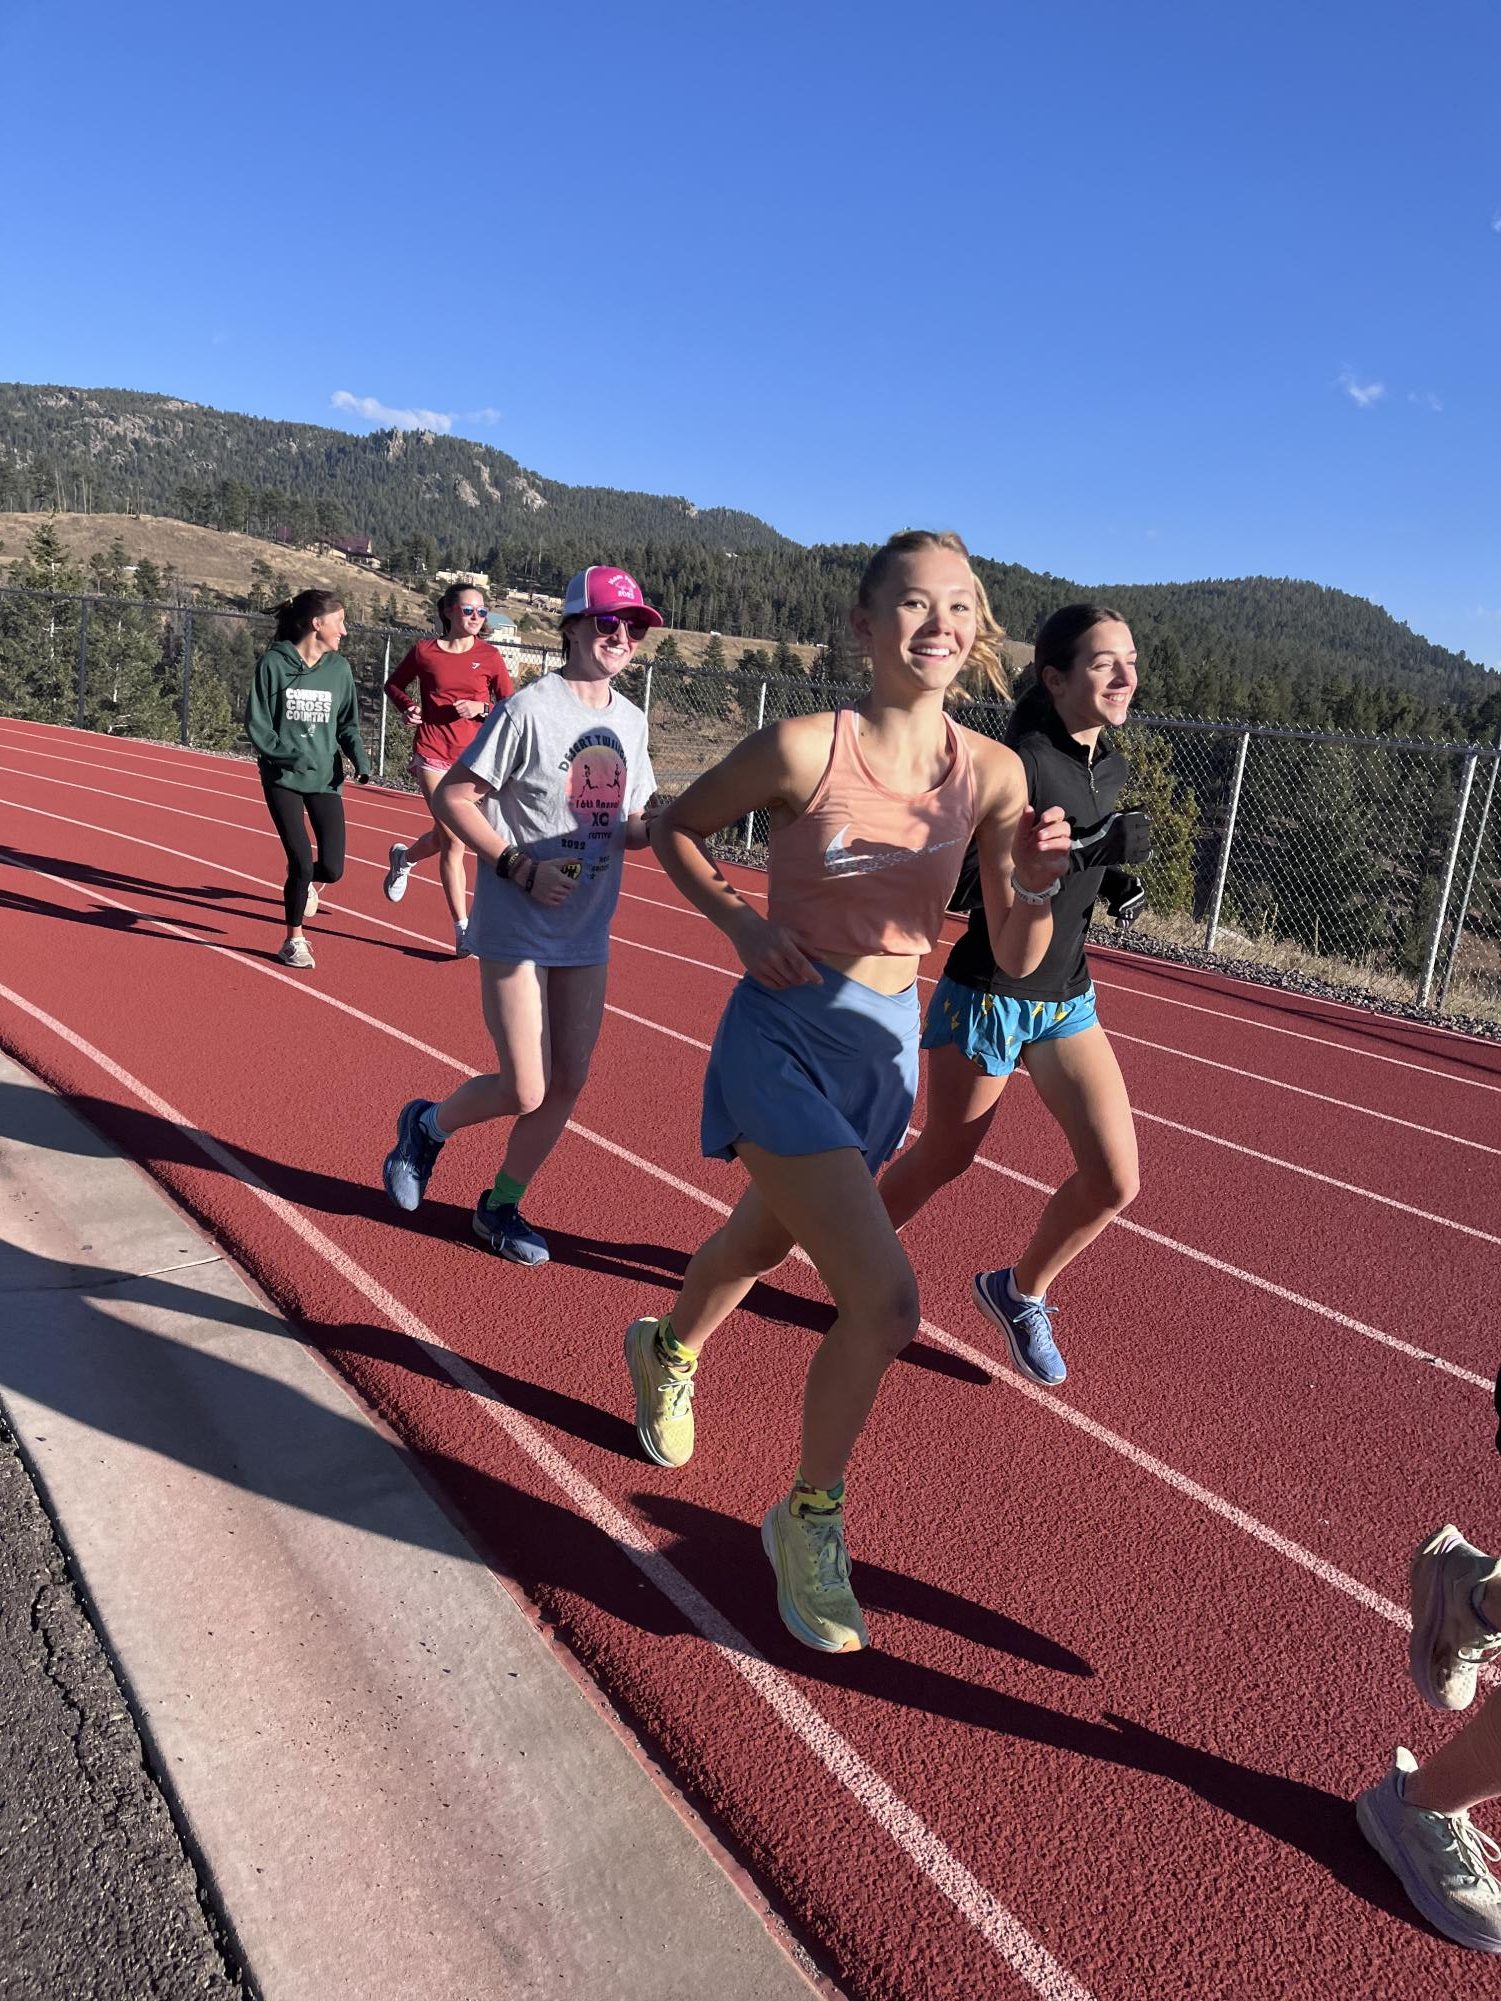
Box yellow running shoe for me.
[761,1495,869,1653]
[624,1318,696,1468]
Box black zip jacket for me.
[944,709,1129,1002]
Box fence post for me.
[178,609,194,747]
[1417,747,1479,1008]
[642,659,654,720]
[1435,741,1500,1015]
[377,633,391,779]
[741,680,769,851]
[1202,728,1250,955]
[74,597,90,727]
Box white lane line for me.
[0,973,1093,2001]
[606,928,1501,1161]
[0,744,430,844]
[6,830,1496,1377]
[14,732,1501,1136]
[9,720,1499,1094]
[1102,1026,1501,1156]
[8,848,1488,1416]
[1092,972,1501,1095]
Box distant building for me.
[332,535,380,569]
[485,610,518,639]
[434,568,490,589]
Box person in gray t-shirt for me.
[381,565,663,1266]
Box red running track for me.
[3,715,1501,2000]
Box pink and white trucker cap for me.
[561,566,663,627]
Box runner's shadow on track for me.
[0,1247,702,1643]
[2,845,276,916]
[32,1090,428,1230]
[0,881,222,937]
[635,1494,1092,1679]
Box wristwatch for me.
[1011,873,1061,906]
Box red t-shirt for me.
[384,638,515,768]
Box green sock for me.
[790,1477,845,1518]
[654,1319,696,1373]
[487,1169,527,1211]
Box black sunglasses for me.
[593,613,652,641]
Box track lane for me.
[5,722,1500,1996]
[0,893,1471,1998]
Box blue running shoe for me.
[471,1193,550,1265]
[383,1098,444,1213]
[973,1268,1067,1386]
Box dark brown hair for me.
[436,581,486,638]
[272,589,344,644]
[1005,603,1127,743]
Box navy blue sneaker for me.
[383,1099,444,1213]
[973,1268,1067,1386]
[471,1193,550,1265]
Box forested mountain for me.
[0,384,790,568]
[2,381,1496,741]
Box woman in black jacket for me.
[880,604,1142,1386]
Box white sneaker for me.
[453,921,472,958]
[383,843,413,903]
[1410,1525,1501,1712]
[1357,1748,1501,1952]
[303,884,319,919]
[277,936,315,970]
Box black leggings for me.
[260,775,346,927]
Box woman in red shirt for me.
[382,582,515,953]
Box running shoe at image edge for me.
[1356,1748,1501,1953]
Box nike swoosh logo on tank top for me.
[823,824,967,877]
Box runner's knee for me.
[1082,1156,1138,1214]
[835,1267,921,1358]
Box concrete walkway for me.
[0,1050,819,2000]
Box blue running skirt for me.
[701,964,920,1175]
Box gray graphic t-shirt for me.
[459,672,656,967]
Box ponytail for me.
[273,589,343,644]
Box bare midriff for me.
[814,949,923,996]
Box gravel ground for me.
[0,1409,247,2001]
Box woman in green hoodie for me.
[244,590,371,969]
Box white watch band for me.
[1011,873,1061,906]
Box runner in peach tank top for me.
[768,708,975,961]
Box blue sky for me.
[2,0,1497,665]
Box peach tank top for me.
[767,708,976,959]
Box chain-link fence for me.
[1,586,1497,1024]
[628,662,1501,1028]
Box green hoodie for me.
[245,640,372,794]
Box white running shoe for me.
[303,884,319,919]
[383,843,413,903]
[277,937,315,970]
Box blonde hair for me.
[855,529,1009,699]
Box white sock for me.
[419,1103,447,1145]
[1007,1270,1044,1306]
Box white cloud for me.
[1493,214,1501,233]
[1338,369,1386,409]
[1408,389,1443,412]
[329,392,503,434]
[332,390,454,432]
